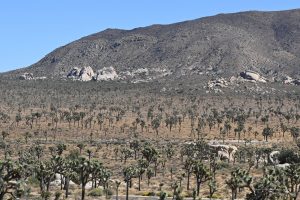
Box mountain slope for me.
[3,9,300,80]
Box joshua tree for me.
[165,114,177,132]
[141,144,158,164]
[130,140,140,160]
[24,132,32,144]
[290,127,300,141]
[35,160,56,194]
[137,159,148,191]
[71,157,103,200]
[262,126,273,142]
[280,122,288,137]
[246,168,288,200]
[226,168,253,200]
[193,160,210,196]
[140,119,146,132]
[77,142,86,154]
[123,165,137,200]
[183,158,193,190]
[208,178,217,199]
[56,143,66,156]
[1,131,9,141]
[120,147,133,164]
[60,157,73,198]
[0,159,24,199]
[146,168,154,186]
[285,164,300,196]
[115,180,121,200]
[151,117,161,135]
[97,113,104,131]
[15,114,22,126]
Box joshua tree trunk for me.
[126,181,129,200]
[231,189,237,200]
[116,187,119,200]
[138,176,141,191]
[81,184,86,200]
[196,180,201,196]
[0,192,6,200]
[187,172,190,190]
[65,177,70,198]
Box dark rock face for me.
[3,9,300,81]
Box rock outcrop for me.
[67,67,80,78]
[19,73,34,80]
[240,70,267,83]
[275,163,290,168]
[19,73,46,80]
[67,66,94,81]
[207,78,228,89]
[269,151,280,164]
[208,143,238,162]
[283,75,300,85]
[79,66,94,81]
[93,66,118,81]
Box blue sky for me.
[1,0,300,72]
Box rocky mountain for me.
[2,9,300,83]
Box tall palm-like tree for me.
[226,168,252,200]
[123,165,137,200]
[0,159,24,199]
[262,126,273,142]
[193,160,210,196]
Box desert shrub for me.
[217,161,230,169]
[183,190,194,197]
[103,188,113,197]
[41,191,51,200]
[159,191,167,200]
[88,188,103,196]
[54,191,62,200]
[278,149,300,164]
[142,191,156,196]
[15,182,31,198]
[27,176,40,187]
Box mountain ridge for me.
[2,9,300,82]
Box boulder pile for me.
[207,78,228,89]
[93,66,118,81]
[19,73,34,80]
[19,73,47,80]
[240,70,267,83]
[67,66,118,81]
[67,66,94,81]
[283,75,300,85]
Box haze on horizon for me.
[1,0,300,73]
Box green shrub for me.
[278,148,300,164]
[142,191,156,196]
[159,191,167,200]
[27,176,40,187]
[54,191,62,200]
[217,161,230,169]
[41,191,51,200]
[88,188,103,197]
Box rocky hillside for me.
[2,9,300,82]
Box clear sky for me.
[1,0,300,72]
